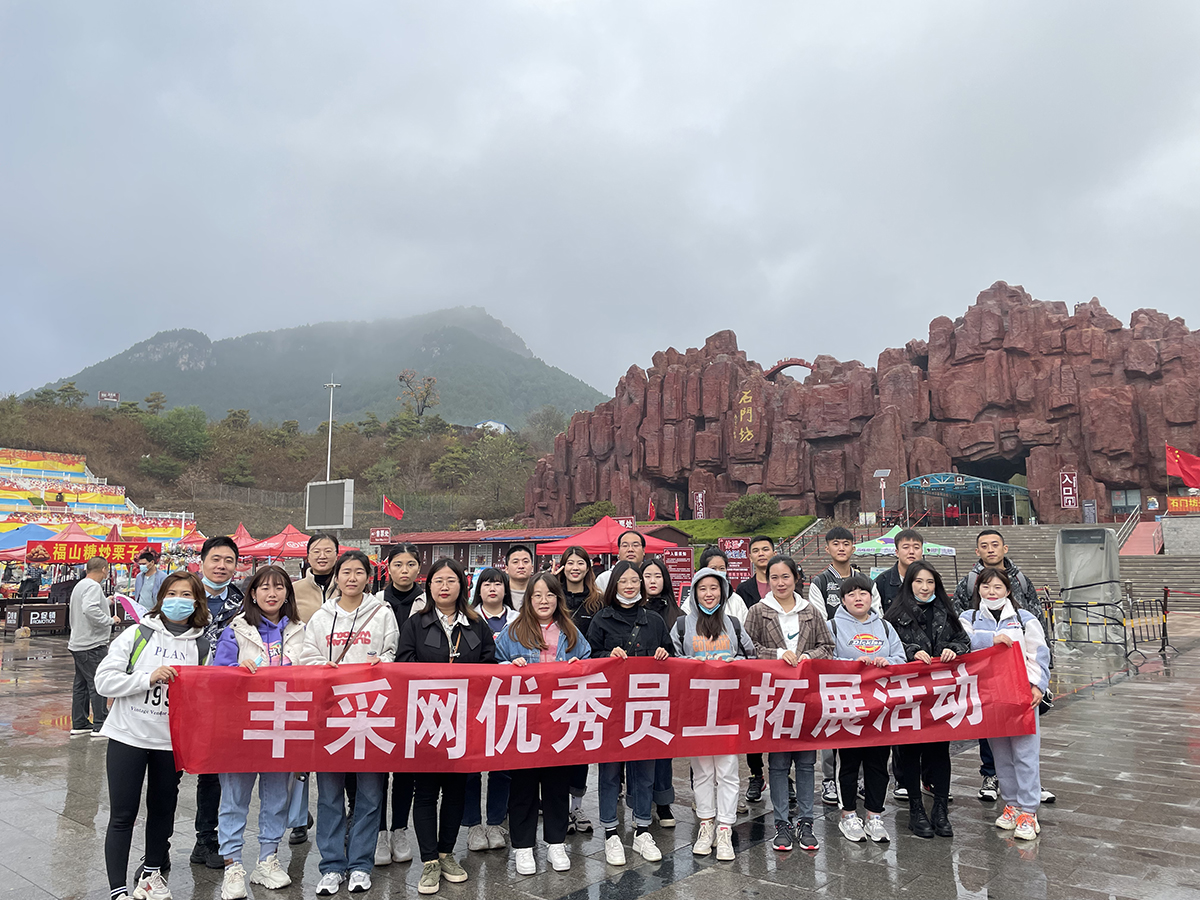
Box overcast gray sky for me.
[3,1,1199,400]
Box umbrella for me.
[0,524,56,550]
[855,526,956,557]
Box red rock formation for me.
[525,284,1200,525]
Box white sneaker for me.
[995,805,1019,830]
[692,819,716,856]
[604,833,626,866]
[631,831,662,862]
[250,853,292,889]
[391,828,413,863]
[347,871,371,893]
[221,863,248,900]
[315,872,344,896]
[466,824,488,852]
[1013,812,1041,841]
[132,872,172,900]
[374,831,392,866]
[514,847,536,876]
[839,814,867,842]
[547,843,571,872]
[715,826,734,861]
[485,824,508,849]
[864,816,890,843]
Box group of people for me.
[66,525,1052,900]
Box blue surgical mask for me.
[697,600,721,615]
[914,593,936,604]
[138,563,148,574]
[202,575,232,592]
[160,598,195,621]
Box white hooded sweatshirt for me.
[96,616,206,751]
[300,593,399,666]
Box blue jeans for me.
[218,772,290,862]
[462,771,510,827]
[599,759,653,830]
[653,758,675,806]
[769,750,815,825]
[287,775,310,829]
[316,771,384,875]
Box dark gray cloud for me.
[3,1,1199,399]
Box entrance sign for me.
[1060,471,1079,510]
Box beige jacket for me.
[293,572,337,624]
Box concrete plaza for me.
[2,617,1199,900]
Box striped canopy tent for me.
[855,525,956,557]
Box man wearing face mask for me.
[189,536,244,870]
[133,551,167,614]
[293,533,340,623]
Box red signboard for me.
[169,646,1036,774]
[98,391,120,402]
[692,491,707,519]
[1059,471,1079,509]
[613,516,636,529]
[661,546,695,606]
[25,540,161,566]
[1168,496,1200,513]
[370,528,393,545]
[718,537,752,586]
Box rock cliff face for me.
[525,283,1200,525]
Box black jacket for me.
[886,599,971,662]
[396,608,497,664]
[203,583,245,648]
[382,583,424,624]
[734,576,767,610]
[586,603,673,658]
[873,564,904,613]
[565,588,597,636]
[645,595,682,632]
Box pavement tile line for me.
[3,628,1199,900]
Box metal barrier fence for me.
[1041,589,1175,660]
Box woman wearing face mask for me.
[672,568,756,861]
[212,566,305,899]
[493,573,591,875]
[96,572,212,900]
[639,557,681,829]
[585,560,672,867]
[553,545,601,834]
[371,543,425,867]
[961,567,1049,842]
[884,561,971,839]
[396,559,497,896]
[299,550,399,896]
[461,568,517,854]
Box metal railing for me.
[1042,580,1176,661]
[1114,503,1143,548]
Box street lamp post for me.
[324,378,340,482]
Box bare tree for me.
[397,369,440,419]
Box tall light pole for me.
[324,377,340,482]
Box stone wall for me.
[525,282,1200,526]
[1162,517,1200,555]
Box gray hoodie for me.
[830,604,906,664]
[672,568,757,660]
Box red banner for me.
[169,646,1035,774]
[25,540,161,566]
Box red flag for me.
[647,496,656,521]
[1166,444,1200,488]
[674,495,680,521]
[382,496,405,522]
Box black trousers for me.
[569,764,588,797]
[380,772,414,831]
[747,753,763,777]
[71,645,108,731]
[892,743,940,787]
[508,766,570,848]
[896,742,951,799]
[106,739,181,891]
[412,772,467,862]
[838,745,890,814]
[195,772,221,845]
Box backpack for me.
[126,623,211,674]
[675,615,746,657]
[962,608,1052,715]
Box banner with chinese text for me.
[25,540,162,566]
[170,645,1035,774]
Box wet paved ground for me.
[3,616,1200,900]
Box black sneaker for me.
[656,805,676,828]
[189,840,216,866]
[796,818,819,851]
[290,812,314,845]
[772,821,793,851]
[745,775,764,803]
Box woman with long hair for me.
[639,556,680,828]
[97,571,212,900]
[396,558,497,895]
[585,560,672,866]
[884,561,971,840]
[493,573,591,875]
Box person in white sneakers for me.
[300,550,400,896]
[672,567,756,861]
[212,566,306,898]
[493,572,591,875]
[96,571,212,900]
[960,567,1049,842]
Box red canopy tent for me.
[54,523,101,542]
[241,524,310,559]
[229,524,257,554]
[177,528,207,550]
[106,524,123,542]
[535,516,676,556]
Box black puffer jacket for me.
[586,603,673,658]
[645,595,682,632]
[886,598,971,662]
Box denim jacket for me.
[493,623,591,665]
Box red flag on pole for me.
[647,496,656,521]
[1166,444,1200,488]
[674,494,680,521]
[382,496,405,522]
